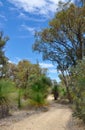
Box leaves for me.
[29,75,51,106]
[0,79,15,105]
[0,31,9,78]
[70,59,85,122]
[33,4,85,68]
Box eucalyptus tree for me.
[0,31,9,78]
[33,3,85,102]
[70,59,85,122]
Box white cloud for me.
[39,62,57,74]
[8,0,46,14]
[8,0,66,16]
[18,12,47,22]
[20,24,35,34]
[18,12,28,19]
[49,69,57,73]
[8,60,13,63]
[8,57,21,64]
[39,63,54,68]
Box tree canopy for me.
[33,3,85,70]
[0,31,9,78]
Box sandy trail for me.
[4,103,72,130]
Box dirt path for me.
[2,103,72,130]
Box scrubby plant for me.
[17,88,26,109]
[70,59,85,122]
[29,76,51,107]
[52,82,59,100]
[0,79,15,118]
[58,86,67,99]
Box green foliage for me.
[17,88,22,109]
[70,59,85,122]
[58,86,67,99]
[29,88,45,107]
[33,4,85,68]
[52,81,67,100]
[0,79,15,105]
[52,81,59,100]
[17,88,28,109]
[0,31,51,113]
[33,3,85,103]
[0,31,9,78]
[10,60,47,89]
[5,59,51,109]
[29,76,51,107]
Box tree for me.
[33,3,85,102]
[6,62,17,80]
[70,59,85,122]
[11,60,48,100]
[0,31,9,78]
[15,60,46,88]
[33,4,85,64]
[15,60,31,88]
[58,72,72,102]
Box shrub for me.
[70,60,85,122]
[29,76,51,107]
[52,84,59,100]
[0,79,15,118]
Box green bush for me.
[17,88,27,109]
[70,60,85,122]
[52,84,59,100]
[29,76,51,107]
[0,79,15,105]
[0,79,15,118]
[58,87,67,99]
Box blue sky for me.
[0,0,77,81]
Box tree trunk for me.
[66,85,72,103]
[61,70,72,103]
